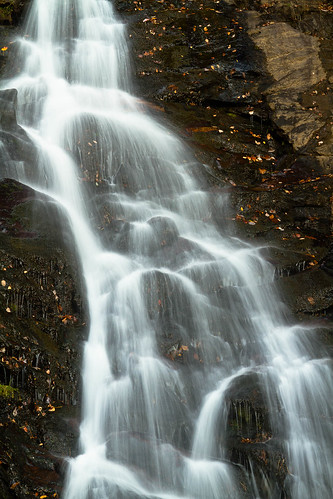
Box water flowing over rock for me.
[0,0,332,498]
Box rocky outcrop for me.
[113,0,333,324]
[0,176,87,497]
[248,19,325,150]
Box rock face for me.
[0,7,87,491]
[0,176,87,497]
[113,0,333,321]
[225,372,288,498]
[0,0,332,497]
[249,21,325,150]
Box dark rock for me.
[0,88,38,182]
[147,216,179,248]
[247,20,326,150]
[100,217,132,251]
[321,243,333,276]
[154,235,211,268]
[0,0,29,26]
[225,372,288,498]
[0,88,17,129]
[0,178,87,496]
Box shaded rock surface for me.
[249,20,325,150]
[0,177,87,497]
[225,373,288,498]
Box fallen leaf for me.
[186,126,217,133]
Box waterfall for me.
[2,0,332,497]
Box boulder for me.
[248,20,326,150]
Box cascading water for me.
[1,0,332,497]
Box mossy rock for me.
[0,383,18,398]
[0,5,14,24]
[0,0,28,25]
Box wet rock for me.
[224,372,288,498]
[0,178,87,496]
[321,243,333,276]
[154,236,211,269]
[0,1,31,76]
[100,217,132,251]
[119,0,333,282]
[0,88,38,182]
[0,0,29,25]
[147,216,179,248]
[0,88,17,129]
[278,266,333,320]
[248,20,326,150]
[143,269,197,344]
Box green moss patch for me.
[0,383,18,398]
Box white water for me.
[2,0,332,497]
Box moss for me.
[0,4,14,23]
[0,383,18,398]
